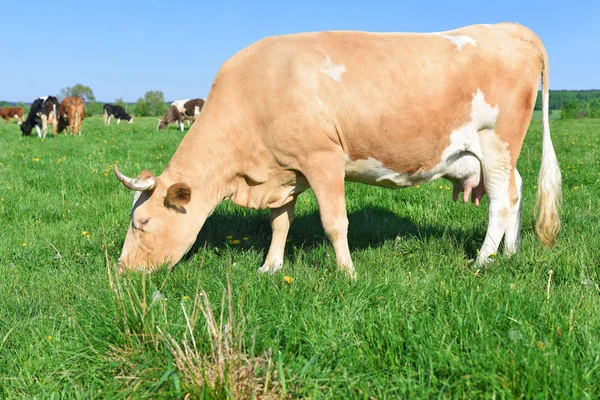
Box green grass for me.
[1,115,599,398]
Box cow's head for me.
[20,122,33,136]
[128,117,134,124]
[114,165,199,271]
[157,119,168,130]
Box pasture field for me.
[0,115,599,399]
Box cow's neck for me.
[161,118,244,212]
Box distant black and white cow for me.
[157,98,205,131]
[103,104,133,125]
[20,96,60,138]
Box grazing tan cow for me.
[0,107,25,124]
[114,23,561,278]
[157,99,206,131]
[57,96,85,135]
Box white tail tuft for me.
[535,45,561,246]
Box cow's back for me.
[208,23,543,175]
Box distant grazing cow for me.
[104,104,133,125]
[57,96,86,135]
[157,99,205,131]
[114,23,561,279]
[0,107,24,124]
[21,96,59,138]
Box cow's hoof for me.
[475,253,496,267]
[258,259,283,274]
[346,269,357,281]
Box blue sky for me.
[3,0,598,102]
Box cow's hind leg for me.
[504,168,523,255]
[304,159,355,279]
[476,129,513,264]
[41,115,48,139]
[258,197,297,274]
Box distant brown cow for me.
[0,107,24,124]
[157,99,205,131]
[57,96,85,135]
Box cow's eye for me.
[139,218,149,225]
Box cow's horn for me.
[114,165,156,191]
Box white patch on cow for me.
[35,125,41,138]
[171,99,189,113]
[321,55,346,82]
[345,157,421,188]
[193,106,200,116]
[39,96,48,101]
[117,119,121,124]
[439,34,478,50]
[179,121,184,131]
[344,89,498,188]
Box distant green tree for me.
[143,90,168,116]
[589,99,600,118]
[86,101,103,116]
[134,98,151,117]
[114,98,128,111]
[561,100,585,119]
[60,84,96,102]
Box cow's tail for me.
[535,42,561,246]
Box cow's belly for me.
[344,152,481,189]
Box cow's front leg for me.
[35,125,42,138]
[305,160,355,279]
[179,120,184,131]
[117,118,121,124]
[258,197,297,274]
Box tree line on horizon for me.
[534,89,600,119]
[0,84,170,118]
[3,85,600,120]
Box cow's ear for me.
[165,183,191,211]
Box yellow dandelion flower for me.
[571,141,575,145]
[574,186,579,190]
[232,239,241,245]
[82,231,89,236]
[183,295,189,301]
[243,237,249,241]
[47,336,52,340]
[226,235,233,239]
[22,242,27,246]
[284,276,294,284]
